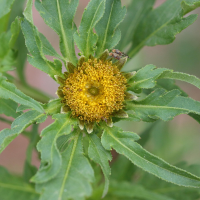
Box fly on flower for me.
[109,49,130,60]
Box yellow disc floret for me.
[62,58,127,122]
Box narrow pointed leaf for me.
[74,0,106,58]
[38,33,64,61]
[127,0,200,58]
[0,110,47,153]
[126,89,200,122]
[37,132,94,200]
[0,99,21,118]
[0,167,39,200]
[127,65,169,93]
[102,126,200,188]
[0,76,44,113]
[21,18,63,79]
[32,113,77,183]
[9,17,21,48]
[159,71,200,90]
[88,134,112,197]
[95,0,126,57]
[35,0,79,65]
[22,0,64,79]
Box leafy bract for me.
[0,0,15,19]
[102,126,200,188]
[0,110,47,153]
[0,76,44,112]
[0,98,21,118]
[22,0,64,79]
[126,89,200,122]
[159,71,200,90]
[0,167,39,200]
[74,0,106,58]
[35,0,78,65]
[88,134,112,197]
[127,65,168,93]
[95,0,126,57]
[42,99,61,115]
[110,181,174,200]
[125,0,200,58]
[36,132,94,200]
[32,113,77,183]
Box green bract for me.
[1,0,200,200]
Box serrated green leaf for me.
[36,132,94,200]
[159,70,200,90]
[0,98,21,118]
[95,0,126,57]
[32,113,77,183]
[0,166,39,200]
[110,181,174,200]
[16,104,32,112]
[74,0,105,58]
[42,99,61,115]
[127,65,169,93]
[21,18,63,79]
[182,0,200,14]
[102,126,200,188]
[127,0,200,58]
[126,88,200,122]
[0,0,15,19]
[140,163,200,200]
[35,0,78,65]
[38,32,64,61]
[88,134,112,197]
[0,76,44,112]
[117,0,155,51]
[0,110,47,153]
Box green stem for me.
[15,81,53,103]
[0,117,12,124]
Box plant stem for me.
[15,81,53,103]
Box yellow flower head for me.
[56,50,132,133]
[62,58,126,122]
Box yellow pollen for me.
[62,58,127,122]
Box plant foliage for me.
[1,0,200,200]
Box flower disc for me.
[62,58,127,122]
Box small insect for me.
[109,49,129,60]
